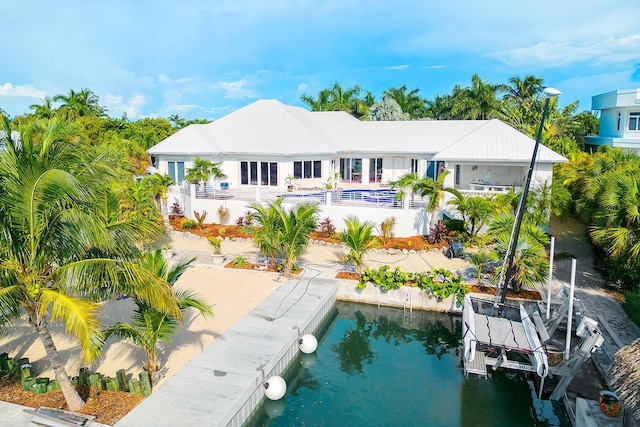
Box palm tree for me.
[413,170,453,236]
[117,179,160,221]
[249,201,282,269]
[184,156,224,190]
[273,200,319,276]
[144,173,175,215]
[503,75,543,106]
[250,199,318,276]
[0,117,179,410]
[53,88,106,119]
[451,74,506,120]
[492,235,549,293]
[29,96,56,119]
[341,216,379,275]
[103,250,213,384]
[468,250,495,286]
[447,193,493,236]
[383,85,427,119]
[301,82,368,119]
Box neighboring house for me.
[585,88,640,151]
[148,100,566,237]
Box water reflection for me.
[253,302,566,427]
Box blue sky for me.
[1,0,638,120]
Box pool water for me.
[251,302,568,427]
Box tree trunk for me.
[35,322,85,411]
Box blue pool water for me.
[250,302,568,426]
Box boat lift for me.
[462,286,604,401]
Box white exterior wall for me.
[174,187,431,237]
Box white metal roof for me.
[148,100,567,164]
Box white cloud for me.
[485,34,640,68]
[296,83,309,94]
[210,79,255,100]
[158,74,194,85]
[385,64,410,70]
[0,82,46,99]
[104,93,146,119]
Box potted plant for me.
[285,175,297,192]
[207,236,225,265]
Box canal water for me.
[251,301,568,426]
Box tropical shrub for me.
[318,217,337,238]
[342,216,379,275]
[207,236,222,255]
[427,220,448,244]
[180,219,197,229]
[170,202,182,217]
[358,265,411,290]
[232,255,248,267]
[378,217,396,246]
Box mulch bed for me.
[224,262,303,275]
[335,272,542,301]
[0,372,144,425]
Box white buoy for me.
[298,334,318,354]
[264,375,286,400]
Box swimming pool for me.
[249,302,567,426]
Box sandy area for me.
[4,221,634,391]
[0,232,470,389]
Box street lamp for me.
[498,87,562,306]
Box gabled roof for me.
[148,100,567,164]
[432,119,567,163]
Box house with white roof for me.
[585,88,640,151]
[148,100,566,237]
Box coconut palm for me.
[341,216,379,275]
[383,85,427,119]
[29,96,56,119]
[103,250,213,384]
[503,75,544,107]
[0,117,179,410]
[53,88,106,119]
[451,74,507,120]
[301,82,368,119]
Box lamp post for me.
[498,87,561,306]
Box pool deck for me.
[115,277,338,427]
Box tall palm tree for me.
[413,170,453,236]
[103,250,213,384]
[0,117,179,410]
[301,82,368,119]
[383,85,427,119]
[29,96,56,119]
[341,216,379,275]
[53,88,106,119]
[503,75,544,106]
[451,74,506,120]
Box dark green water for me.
[251,302,568,427]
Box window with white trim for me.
[240,161,278,186]
[167,161,185,184]
[410,158,418,174]
[369,158,383,183]
[293,160,322,179]
[629,112,640,131]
